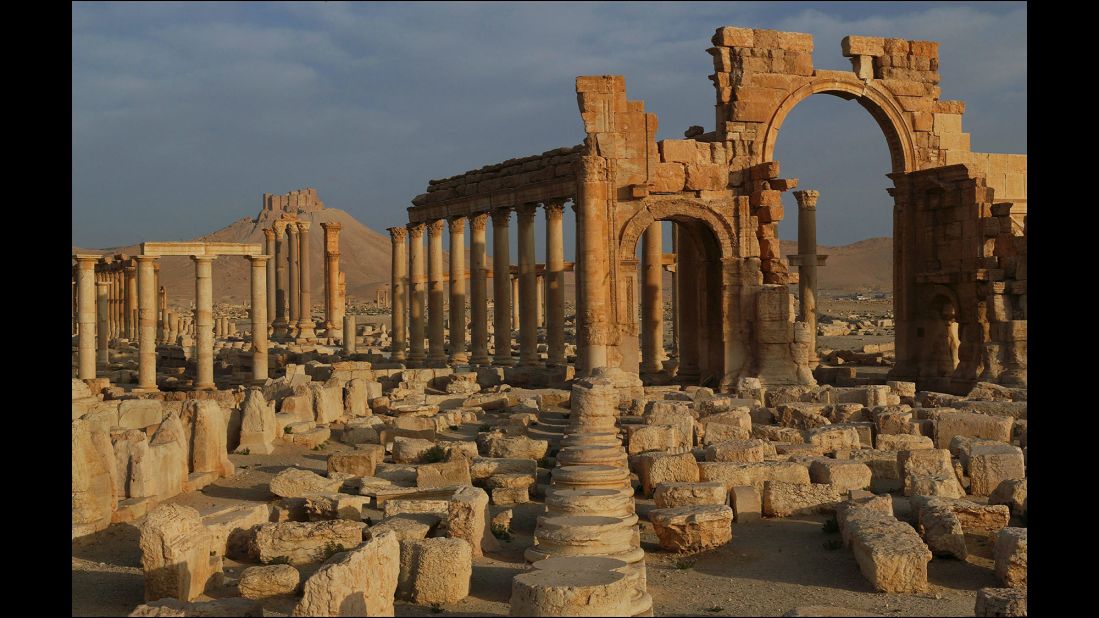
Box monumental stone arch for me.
[396,25,1026,394]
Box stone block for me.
[994,527,1027,588]
[704,439,768,463]
[729,485,762,522]
[650,505,733,552]
[975,587,1026,616]
[627,423,681,455]
[653,481,727,508]
[139,503,221,602]
[253,520,367,565]
[238,564,299,599]
[269,468,342,499]
[809,460,872,492]
[293,530,400,616]
[636,451,700,496]
[699,460,810,493]
[762,481,841,517]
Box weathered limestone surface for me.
[650,505,734,552]
[239,564,300,599]
[254,520,367,565]
[293,530,400,616]
[762,481,841,517]
[269,468,343,498]
[975,587,1027,617]
[994,527,1027,588]
[139,504,221,602]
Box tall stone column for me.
[296,222,316,339]
[75,255,98,380]
[469,213,491,365]
[192,256,216,390]
[677,231,700,381]
[154,265,162,342]
[545,201,566,366]
[793,190,824,369]
[125,262,138,339]
[491,208,515,366]
[641,222,664,373]
[426,219,447,365]
[321,222,343,339]
[407,223,427,365]
[273,223,290,339]
[577,156,610,373]
[247,254,269,383]
[115,270,124,338]
[287,223,301,336]
[448,217,468,363]
[106,270,116,339]
[96,280,109,367]
[135,255,159,391]
[388,227,409,362]
[263,228,276,333]
[517,203,538,365]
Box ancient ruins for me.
[72,26,1027,618]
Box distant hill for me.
[74,205,893,307]
[780,237,893,292]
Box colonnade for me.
[265,218,343,342]
[389,199,571,368]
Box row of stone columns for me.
[75,252,270,390]
[264,219,343,341]
[389,199,570,367]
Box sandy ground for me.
[73,429,992,617]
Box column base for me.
[640,362,664,374]
[193,383,216,391]
[449,354,470,364]
[493,356,517,367]
[470,355,493,366]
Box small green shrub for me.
[284,425,294,435]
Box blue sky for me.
[72,1,1026,253]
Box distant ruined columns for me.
[273,222,290,339]
[124,262,138,339]
[426,219,447,366]
[96,280,109,367]
[263,228,276,334]
[407,222,427,365]
[492,208,515,366]
[469,214,491,365]
[321,222,343,340]
[388,227,408,362]
[296,222,316,340]
[448,217,469,364]
[287,223,301,338]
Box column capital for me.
[190,255,217,264]
[388,226,408,241]
[96,280,110,289]
[427,219,446,236]
[273,219,290,236]
[296,221,311,232]
[491,207,513,225]
[123,264,137,273]
[407,221,426,239]
[74,254,100,267]
[262,228,275,241]
[470,212,489,231]
[247,254,270,265]
[448,216,467,233]
[793,189,820,209]
[543,200,566,220]
[516,203,538,219]
[134,254,157,264]
[320,221,342,232]
[286,222,300,235]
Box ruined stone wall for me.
[258,188,325,226]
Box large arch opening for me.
[620,209,727,388]
[769,88,904,386]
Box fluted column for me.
[287,223,301,336]
[75,255,98,380]
[408,223,427,364]
[426,219,447,365]
[469,213,491,365]
[448,217,468,364]
[517,203,538,365]
[296,222,316,339]
[388,227,408,362]
[641,222,664,373]
[192,256,216,390]
[544,201,566,366]
[263,228,276,333]
[135,255,158,391]
[491,208,515,366]
[321,222,343,339]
